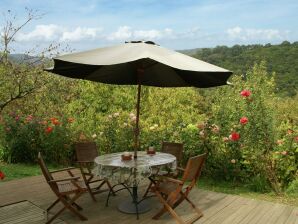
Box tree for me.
[0,8,62,113]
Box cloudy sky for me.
[1,0,297,53]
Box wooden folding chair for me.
[152,153,207,224]
[37,152,87,224]
[143,141,184,198]
[74,142,114,202]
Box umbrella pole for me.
[134,68,143,159]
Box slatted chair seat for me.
[157,181,180,195]
[57,180,86,194]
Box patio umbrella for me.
[45,41,232,159]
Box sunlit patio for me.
[0,169,297,224]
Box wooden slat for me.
[0,175,296,224]
[274,206,295,224]
[0,201,65,224]
[284,207,298,224]
[220,198,260,224]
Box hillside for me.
[183,41,298,96]
[8,41,298,97]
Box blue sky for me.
[1,0,297,52]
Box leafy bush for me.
[0,113,74,164]
[286,178,298,195]
[201,62,298,193]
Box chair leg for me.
[86,183,97,202]
[64,195,83,210]
[72,202,83,211]
[47,198,60,212]
[143,182,152,198]
[153,191,184,224]
[184,196,203,218]
[46,205,67,224]
[60,192,88,221]
[106,180,116,195]
[152,206,167,220]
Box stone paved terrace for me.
[0,170,297,224]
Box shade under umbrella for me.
[46,41,232,158]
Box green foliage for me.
[0,40,297,196]
[0,113,74,164]
[200,63,297,193]
[191,42,298,97]
[286,178,298,196]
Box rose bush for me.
[0,113,74,164]
[201,63,297,193]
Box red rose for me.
[240,90,251,97]
[240,117,249,125]
[229,132,240,141]
[0,171,5,180]
[294,136,298,142]
[45,126,53,134]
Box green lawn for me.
[198,177,298,207]
[0,162,62,182]
[0,162,297,207]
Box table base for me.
[118,199,151,214]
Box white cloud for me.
[16,24,102,42]
[134,28,173,39]
[226,26,289,41]
[16,24,63,42]
[107,26,173,41]
[61,27,102,42]
[107,26,132,41]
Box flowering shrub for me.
[0,113,74,164]
[201,63,297,193]
[94,111,135,154]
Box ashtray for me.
[121,153,132,161]
[147,148,156,155]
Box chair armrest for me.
[160,176,184,185]
[76,160,94,163]
[50,167,77,174]
[48,176,80,183]
[176,167,185,172]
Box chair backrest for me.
[37,152,54,182]
[161,142,183,166]
[182,153,207,183]
[74,142,99,162]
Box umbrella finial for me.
[125,40,158,45]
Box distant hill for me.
[8,41,298,96]
[8,54,43,65]
[181,41,298,97]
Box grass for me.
[0,162,62,182]
[1,162,297,207]
[198,177,298,207]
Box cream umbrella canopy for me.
[46,41,232,158]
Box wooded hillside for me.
[183,41,298,97]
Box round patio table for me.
[93,151,176,219]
